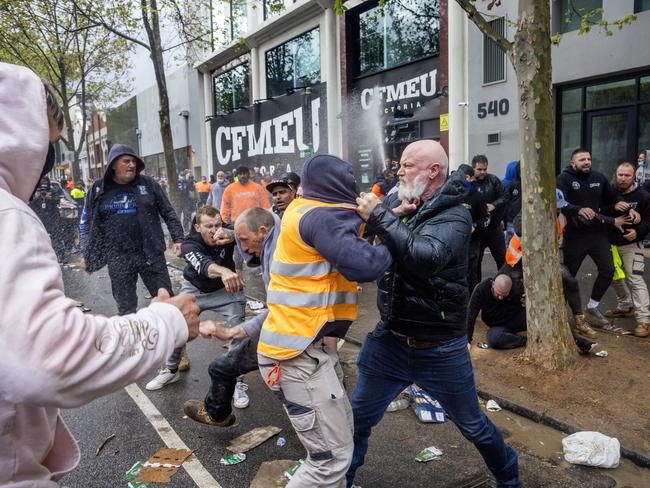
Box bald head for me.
[403,140,448,175]
[397,139,449,202]
[492,274,513,300]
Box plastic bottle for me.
[386,398,410,412]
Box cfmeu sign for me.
[210,83,328,172]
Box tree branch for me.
[455,0,513,53]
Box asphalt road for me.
[57,253,634,488]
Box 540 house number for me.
[477,99,509,118]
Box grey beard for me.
[398,175,428,202]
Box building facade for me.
[467,0,650,178]
[195,0,449,190]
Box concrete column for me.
[250,47,260,100]
[203,71,214,175]
[447,0,468,170]
[323,7,341,156]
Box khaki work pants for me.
[612,242,650,323]
[259,342,353,488]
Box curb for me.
[343,335,650,469]
[476,389,650,469]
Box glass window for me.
[635,0,650,13]
[560,0,602,33]
[213,64,250,115]
[483,17,506,85]
[586,79,635,109]
[265,28,320,98]
[561,88,582,112]
[357,0,439,77]
[264,0,285,20]
[230,0,247,40]
[641,76,650,101]
[639,104,650,155]
[560,113,582,164]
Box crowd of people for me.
[2,60,649,488]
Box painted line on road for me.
[124,383,222,488]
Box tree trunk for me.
[59,65,81,183]
[142,0,180,210]
[513,0,578,368]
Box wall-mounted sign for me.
[440,113,449,132]
[210,83,327,174]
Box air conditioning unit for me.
[487,132,501,145]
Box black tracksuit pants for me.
[478,226,506,281]
[107,252,173,315]
[204,336,258,421]
[562,233,614,303]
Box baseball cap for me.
[267,172,301,193]
[556,189,568,209]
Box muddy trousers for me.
[205,335,258,421]
[259,343,353,488]
[611,242,650,323]
[107,253,172,315]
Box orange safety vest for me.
[258,198,359,360]
[506,214,567,267]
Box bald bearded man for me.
[349,141,521,488]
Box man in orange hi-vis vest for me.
[258,154,392,487]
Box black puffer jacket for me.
[368,173,472,341]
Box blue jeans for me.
[346,322,520,488]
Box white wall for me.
[466,1,520,179]
[136,66,205,169]
[552,3,650,84]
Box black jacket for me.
[181,227,236,293]
[474,173,506,228]
[466,278,525,343]
[556,165,620,235]
[608,185,650,246]
[504,179,522,223]
[368,173,472,342]
[80,144,184,272]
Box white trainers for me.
[145,368,180,391]
[233,381,250,409]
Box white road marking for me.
[124,383,222,488]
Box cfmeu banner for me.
[210,83,328,175]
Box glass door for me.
[586,108,635,176]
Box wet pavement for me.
[58,251,649,487]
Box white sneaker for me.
[145,368,180,391]
[233,382,250,409]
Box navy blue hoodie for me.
[297,154,393,339]
[80,144,184,272]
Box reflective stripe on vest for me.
[505,234,523,266]
[258,198,359,360]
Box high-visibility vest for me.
[505,234,523,266]
[258,198,359,360]
[506,214,568,267]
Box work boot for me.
[178,346,190,372]
[573,314,598,339]
[604,307,634,318]
[585,306,609,328]
[634,323,650,338]
[183,400,236,427]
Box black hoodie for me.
[181,226,236,293]
[556,165,620,236]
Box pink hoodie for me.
[0,63,188,486]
